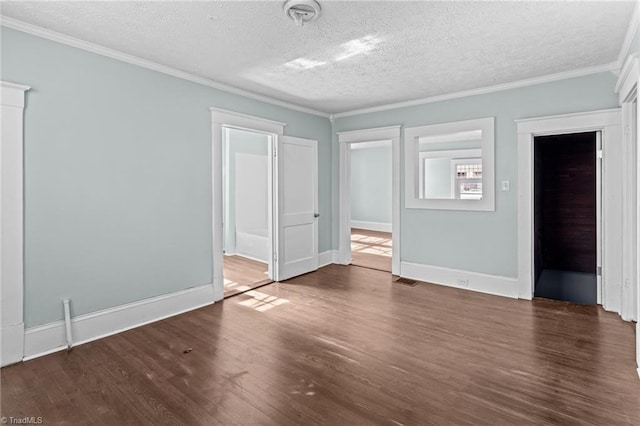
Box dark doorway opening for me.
[533,132,598,304]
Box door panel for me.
[276,136,318,281]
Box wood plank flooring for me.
[2,265,639,425]
[351,228,392,272]
[223,255,270,298]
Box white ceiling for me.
[1,1,635,114]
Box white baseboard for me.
[1,322,24,367]
[351,220,392,233]
[23,283,215,361]
[318,250,339,268]
[400,262,519,299]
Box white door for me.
[275,135,318,281]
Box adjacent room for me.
[1,1,639,425]
[349,140,393,272]
[222,127,273,297]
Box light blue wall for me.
[224,128,268,254]
[1,27,332,327]
[333,72,619,278]
[350,145,392,224]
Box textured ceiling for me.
[1,1,635,114]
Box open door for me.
[274,135,318,281]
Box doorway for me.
[222,127,274,298]
[533,131,600,304]
[337,125,401,275]
[349,140,393,272]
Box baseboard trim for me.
[232,251,269,265]
[23,283,215,361]
[0,322,25,367]
[400,262,519,299]
[318,250,339,268]
[351,221,392,233]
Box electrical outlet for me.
[457,279,469,287]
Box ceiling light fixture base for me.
[284,0,321,26]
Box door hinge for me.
[597,266,602,276]
[597,150,603,159]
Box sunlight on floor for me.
[351,233,392,257]
[237,289,289,312]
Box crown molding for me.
[209,106,287,128]
[335,125,401,136]
[1,15,629,122]
[333,61,620,119]
[1,81,31,91]
[617,0,640,66]
[0,16,330,118]
[615,52,639,94]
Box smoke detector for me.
[284,0,321,26]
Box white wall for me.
[234,153,269,262]
[224,128,268,256]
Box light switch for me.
[501,180,510,191]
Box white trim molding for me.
[614,51,640,377]
[337,125,401,275]
[400,262,519,299]
[404,117,495,212]
[333,62,619,119]
[211,108,285,300]
[0,17,329,118]
[318,250,339,268]
[351,221,392,233]
[617,1,640,67]
[516,109,623,307]
[23,283,215,361]
[1,81,30,367]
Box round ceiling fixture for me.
[284,0,321,26]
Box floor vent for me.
[395,277,418,287]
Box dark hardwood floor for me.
[351,228,392,272]
[2,265,639,425]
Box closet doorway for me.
[533,131,601,304]
[222,127,274,297]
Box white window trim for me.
[1,81,30,367]
[404,117,495,211]
[337,125,401,275]
[210,108,284,300]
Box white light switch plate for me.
[501,180,510,191]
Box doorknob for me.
[314,213,320,218]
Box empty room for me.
[1,1,640,425]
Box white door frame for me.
[615,53,640,377]
[0,81,30,366]
[516,109,622,306]
[337,125,401,275]
[221,126,275,278]
[210,108,285,301]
